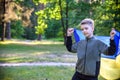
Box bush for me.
[23,27,37,40]
[45,20,61,39]
[11,20,24,38]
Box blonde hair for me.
[80,18,94,28]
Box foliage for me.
[94,0,120,35]
[34,0,97,39]
[23,27,37,40]
[18,0,38,40]
[35,20,47,35]
[2,0,119,40]
[0,0,38,40]
[11,20,24,38]
[34,0,62,37]
[68,1,93,28]
[45,19,62,38]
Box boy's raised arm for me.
[66,28,74,52]
[107,28,116,55]
[110,28,116,40]
[107,39,116,55]
[66,36,72,52]
[101,28,116,55]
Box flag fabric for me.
[101,30,120,59]
[73,28,85,42]
[73,29,120,59]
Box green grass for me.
[0,66,105,80]
[0,39,106,80]
[47,38,64,42]
[0,41,66,54]
[0,66,74,80]
[0,40,76,63]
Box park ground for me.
[0,39,107,80]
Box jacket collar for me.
[86,36,95,41]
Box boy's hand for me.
[67,28,74,36]
[110,28,116,40]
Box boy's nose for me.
[82,30,86,34]
[82,29,86,32]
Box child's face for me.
[80,24,94,38]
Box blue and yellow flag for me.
[73,29,120,59]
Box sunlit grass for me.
[0,39,108,80]
[0,66,74,80]
[0,39,76,63]
[0,66,106,80]
[0,39,63,45]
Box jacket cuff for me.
[110,39,114,43]
[67,36,72,38]
[110,39,115,46]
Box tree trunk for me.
[1,22,6,41]
[37,34,42,41]
[59,0,66,45]
[6,21,11,39]
[64,0,69,45]
[1,0,5,41]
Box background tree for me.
[11,20,24,38]
[1,0,119,41]
[94,0,120,35]
[33,0,97,43]
[35,19,47,40]
[0,0,5,41]
[34,0,62,40]
[19,0,38,40]
[0,0,38,40]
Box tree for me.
[58,0,69,44]
[0,0,39,40]
[33,0,72,43]
[0,0,5,41]
[94,0,120,35]
[45,19,62,38]
[11,20,24,38]
[35,19,47,40]
[34,0,62,40]
[33,0,120,41]
[0,0,24,40]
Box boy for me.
[66,18,116,80]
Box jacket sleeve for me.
[66,36,72,52]
[99,39,116,55]
[66,36,77,53]
[107,39,116,55]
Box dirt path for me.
[0,62,75,67]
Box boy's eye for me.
[81,29,84,31]
[85,27,88,30]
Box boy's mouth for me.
[84,33,88,36]
[84,33,90,37]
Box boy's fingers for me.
[111,30,116,35]
[69,29,74,32]
[111,28,116,34]
[68,28,74,32]
[67,28,74,36]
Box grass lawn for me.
[0,66,74,80]
[0,39,106,80]
[0,66,106,80]
[0,39,76,63]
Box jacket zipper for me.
[83,39,88,73]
